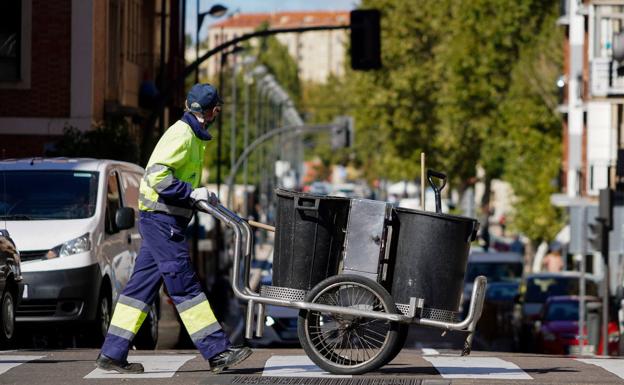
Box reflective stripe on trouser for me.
[107,295,149,340]
[100,212,230,362]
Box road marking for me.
[421,348,439,355]
[84,354,195,379]
[423,356,533,380]
[262,355,351,378]
[576,358,624,380]
[0,355,45,375]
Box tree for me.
[498,4,564,242]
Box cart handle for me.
[294,196,320,211]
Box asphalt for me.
[0,348,622,385]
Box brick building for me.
[0,0,187,159]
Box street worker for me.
[96,83,252,374]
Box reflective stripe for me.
[153,173,175,193]
[145,163,167,178]
[189,322,222,343]
[176,293,208,313]
[117,295,149,314]
[139,193,193,218]
[109,302,148,335]
[177,294,219,335]
[107,324,136,341]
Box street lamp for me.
[195,2,227,83]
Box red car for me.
[535,296,620,356]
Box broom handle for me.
[248,219,275,232]
[421,152,426,210]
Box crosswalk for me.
[0,350,623,382]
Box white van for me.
[0,158,158,347]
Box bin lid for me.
[394,206,478,225]
[276,188,351,202]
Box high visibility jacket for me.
[139,119,207,218]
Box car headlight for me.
[46,233,91,259]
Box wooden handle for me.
[421,152,426,210]
[248,220,275,232]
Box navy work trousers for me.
[100,211,230,361]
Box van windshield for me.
[0,170,99,219]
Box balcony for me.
[590,57,624,97]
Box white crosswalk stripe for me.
[0,355,45,375]
[262,355,351,378]
[84,354,196,379]
[576,358,624,380]
[423,356,533,380]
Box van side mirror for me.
[115,207,135,230]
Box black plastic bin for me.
[388,208,478,311]
[273,189,351,291]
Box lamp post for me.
[216,45,244,199]
[227,56,256,212]
[195,2,227,83]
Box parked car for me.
[0,230,22,346]
[513,271,600,352]
[248,263,299,347]
[0,158,158,348]
[461,251,523,311]
[460,251,523,349]
[535,295,620,356]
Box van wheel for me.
[90,290,111,346]
[134,303,159,349]
[0,290,16,347]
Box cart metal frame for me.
[198,201,488,356]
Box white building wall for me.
[586,101,616,195]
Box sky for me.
[187,0,360,42]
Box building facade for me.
[560,0,624,198]
[0,0,186,159]
[199,11,349,83]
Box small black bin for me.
[273,189,351,291]
[388,208,478,311]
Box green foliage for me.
[256,24,302,103]
[200,32,303,185]
[335,0,563,243]
[498,6,565,241]
[48,118,139,163]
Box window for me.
[0,171,99,220]
[105,172,122,234]
[0,0,21,81]
[120,171,141,211]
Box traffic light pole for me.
[598,188,613,356]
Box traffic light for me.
[350,10,381,70]
[599,188,613,231]
[587,219,604,253]
[331,116,353,149]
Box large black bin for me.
[388,208,478,311]
[273,189,351,291]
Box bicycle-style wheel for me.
[297,274,402,375]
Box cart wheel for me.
[384,322,409,364]
[297,275,401,375]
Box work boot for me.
[95,354,144,374]
[209,346,252,373]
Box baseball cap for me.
[186,83,223,113]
